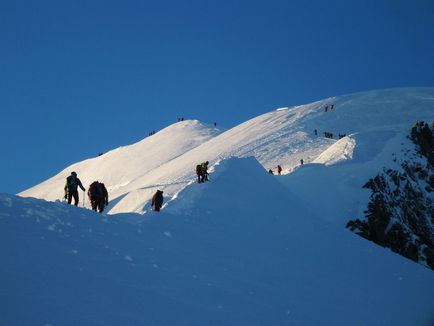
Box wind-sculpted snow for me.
[313,135,356,165]
[20,87,434,216]
[277,131,414,226]
[2,158,434,325]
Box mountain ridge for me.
[20,87,434,216]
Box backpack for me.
[66,175,77,191]
[89,181,104,198]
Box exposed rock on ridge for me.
[347,122,434,269]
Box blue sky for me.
[1,0,433,194]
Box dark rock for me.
[347,122,434,270]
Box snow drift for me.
[2,157,434,325]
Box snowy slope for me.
[20,87,434,216]
[20,120,222,212]
[277,131,415,226]
[2,158,434,325]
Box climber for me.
[88,181,109,213]
[64,172,86,206]
[151,190,164,212]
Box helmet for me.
[71,171,77,176]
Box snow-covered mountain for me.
[20,87,434,217]
[5,87,434,324]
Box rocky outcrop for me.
[347,122,434,270]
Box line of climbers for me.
[324,132,334,139]
[62,162,211,214]
[317,104,348,139]
[324,104,335,112]
[314,129,347,139]
[177,118,217,126]
[64,172,109,213]
[269,164,283,175]
[196,161,209,183]
[269,159,306,174]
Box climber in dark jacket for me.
[64,171,86,206]
[88,181,109,213]
[196,164,203,183]
[151,190,164,212]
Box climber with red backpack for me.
[88,181,109,213]
[151,190,164,212]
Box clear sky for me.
[1,0,433,194]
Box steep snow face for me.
[20,87,434,214]
[277,131,414,226]
[313,135,356,165]
[2,157,434,325]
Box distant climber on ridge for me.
[277,165,282,175]
[196,164,203,183]
[88,181,109,213]
[64,172,86,206]
[201,161,209,181]
[151,190,164,212]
